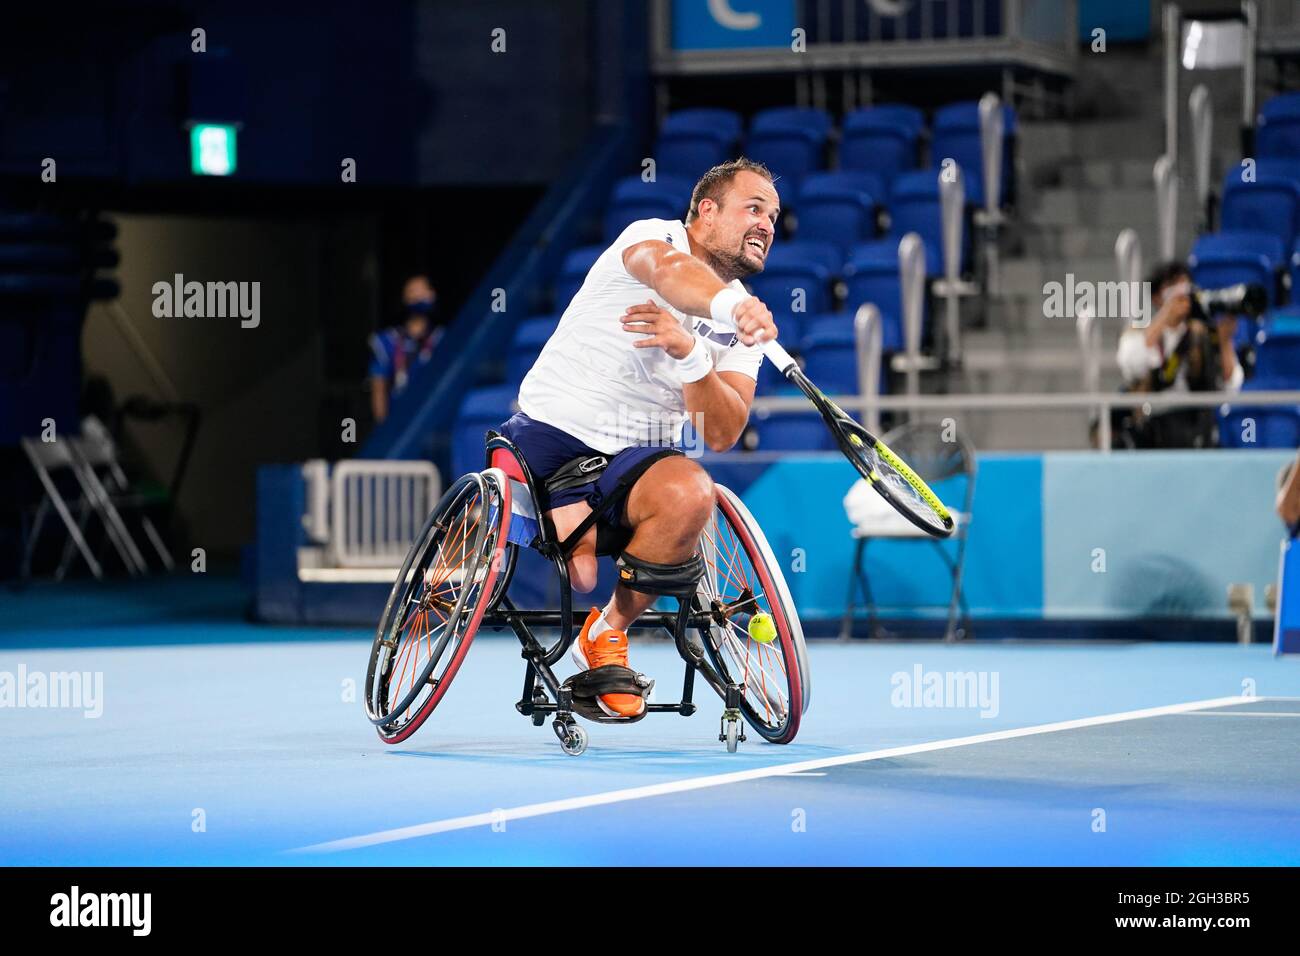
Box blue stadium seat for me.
[749,409,833,451]
[661,108,743,146]
[841,105,924,189]
[1219,170,1300,253]
[1256,158,1300,191]
[1217,379,1300,449]
[1253,328,1300,385]
[553,245,603,311]
[1190,230,1286,268]
[842,239,924,352]
[653,130,731,181]
[751,106,834,140]
[931,100,1017,207]
[745,241,836,315]
[452,385,519,479]
[745,129,827,202]
[799,315,874,396]
[1188,231,1284,309]
[1258,93,1300,158]
[757,311,805,391]
[602,175,694,241]
[793,172,883,252]
[885,170,952,275]
[1262,92,1300,118]
[506,316,560,384]
[745,107,834,201]
[768,238,842,276]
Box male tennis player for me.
[498,158,780,717]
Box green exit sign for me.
[189,123,237,176]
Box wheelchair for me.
[363,431,810,756]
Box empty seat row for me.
[654,101,1016,208]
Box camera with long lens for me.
[1188,282,1268,320]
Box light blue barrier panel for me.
[740,454,1043,620]
[1043,450,1295,619]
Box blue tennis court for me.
[4,577,1297,867]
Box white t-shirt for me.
[517,218,764,453]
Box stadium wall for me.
[747,450,1293,623]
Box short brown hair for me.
[686,157,776,224]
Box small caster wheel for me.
[560,725,587,756]
[719,707,745,753]
[531,711,546,727]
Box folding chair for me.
[840,420,976,641]
[72,416,175,573]
[20,434,106,580]
[21,416,175,580]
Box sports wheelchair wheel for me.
[695,486,809,744]
[364,470,511,744]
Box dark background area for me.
[0,0,615,571]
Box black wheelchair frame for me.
[482,432,755,755]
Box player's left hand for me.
[622,301,696,359]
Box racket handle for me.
[760,339,797,374]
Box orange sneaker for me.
[570,608,646,717]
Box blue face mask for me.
[406,299,434,317]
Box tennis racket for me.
[759,339,955,539]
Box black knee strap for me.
[561,665,654,722]
[615,550,705,596]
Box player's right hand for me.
[732,296,777,347]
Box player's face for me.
[709,171,779,277]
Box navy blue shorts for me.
[497,412,678,527]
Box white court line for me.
[292,694,1254,855]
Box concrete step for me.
[1010,222,1200,260]
[1028,186,1200,229]
[986,291,1149,334]
[1058,157,1163,190]
[1019,119,1166,163]
[999,256,1118,297]
[1053,151,1244,191]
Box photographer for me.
[1110,262,1244,448]
[1280,449,1300,531]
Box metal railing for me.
[650,0,1078,80]
[329,461,442,568]
[750,388,1300,452]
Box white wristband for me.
[674,336,713,383]
[709,288,748,331]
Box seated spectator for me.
[1109,262,1243,449]
[369,274,442,424]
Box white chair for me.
[839,421,976,641]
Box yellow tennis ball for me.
[747,612,777,644]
